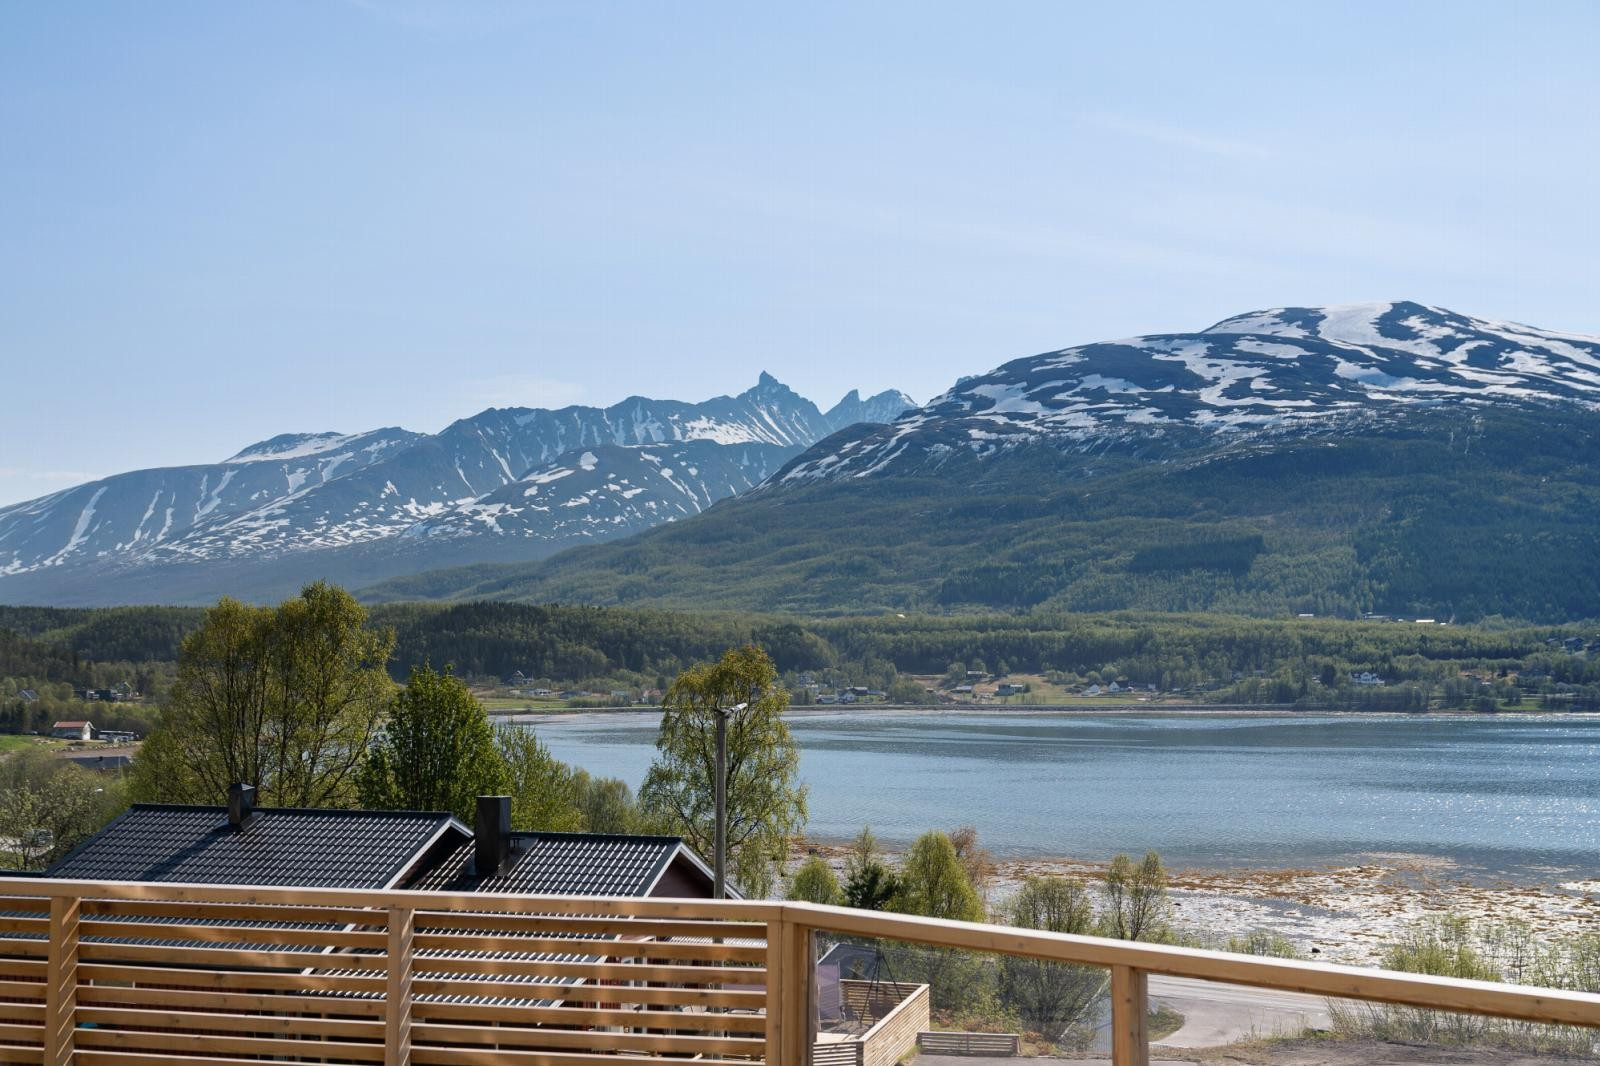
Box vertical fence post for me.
[385,906,415,1066]
[1110,965,1149,1066]
[765,916,787,1066]
[44,894,80,1066]
[779,917,816,1066]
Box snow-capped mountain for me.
[370,302,1600,621]
[0,375,914,604]
[405,440,796,547]
[777,302,1600,483]
[0,428,424,578]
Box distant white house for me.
[1082,684,1102,697]
[1352,671,1384,686]
[17,689,38,703]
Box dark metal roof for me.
[414,831,713,897]
[47,803,470,889]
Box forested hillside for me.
[5,600,1599,714]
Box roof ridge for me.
[129,802,458,819]
[511,830,685,844]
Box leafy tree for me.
[573,771,640,833]
[948,824,994,902]
[357,663,506,821]
[495,724,584,832]
[640,646,807,897]
[131,584,395,807]
[0,749,127,868]
[787,855,843,905]
[998,876,1107,1045]
[842,826,899,910]
[1103,850,1170,942]
[889,830,989,1012]
[895,830,983,922]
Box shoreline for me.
[796,844,1600,967]
[509,704,1600,722]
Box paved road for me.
[1149,974,1333,1047]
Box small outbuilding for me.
[50,720,97,741]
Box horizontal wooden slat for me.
[83,899,385,926]
[411,999,767,1033]
[414,1022,762,1057]
[77,1028,385,1062]
[0,962,43,980]
[0,1024,41,1043]
[0,919,47,934]
[77,983,385,1017]
[0,942,44,960]
[416,912,767,939]
[414,931,766,962]
[0,1004,42,1023]
[79,940,384,970]
[413,1047,759,1066]
[79,919,386,950]
[411,955,761,985]
[79,963,385,995]
[0,1047,41,1066]
[0,899,48,915]
[410,975,764,1009]
[0,981,44,1002]
[78,1006,382,1038]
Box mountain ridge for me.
[364,301,1600,623]
[0,375,915,605]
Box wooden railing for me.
[2,878,1598,1066]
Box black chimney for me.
[474,795,512,877]
[228,783,257,830]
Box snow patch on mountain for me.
[777,301,1600,484]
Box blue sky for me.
[2,1,1597,506]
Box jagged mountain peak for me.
[0,372,911,604]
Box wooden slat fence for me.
[2,879,1598,1066]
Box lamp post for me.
[713,701,747,899]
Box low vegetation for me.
[1327,915,1600,1057]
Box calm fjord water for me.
[530,711,1600,877]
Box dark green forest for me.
[5,598,1600,717]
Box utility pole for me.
[713,701,747,898]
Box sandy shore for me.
[798,845,1600,966]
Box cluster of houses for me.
[814,686,889,705]
[70,682,140,702]
[503,671,661,705]
[1544,635,1600,654]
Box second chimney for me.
[474,795,512,877]
[228,783,257,830]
